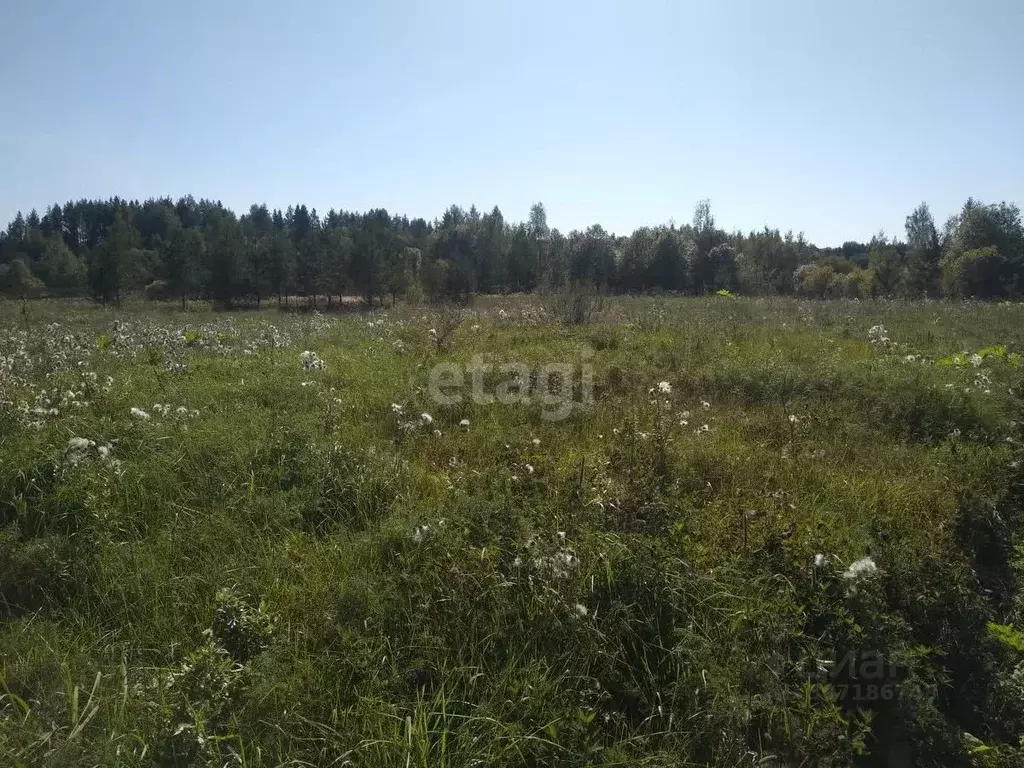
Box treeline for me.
[0,195,1022,306]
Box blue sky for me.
[2,0,1022,246]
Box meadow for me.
[2,294,1024,767]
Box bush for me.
[942,247,1009,299]
[550,281,605,324]
[144,279,172,300]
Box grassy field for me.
[2,295,1024,766]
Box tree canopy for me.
[2,195,1023,304]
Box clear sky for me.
[2,0,1022,246]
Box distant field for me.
[2,295,1024,766]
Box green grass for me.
[2,295,1024,766]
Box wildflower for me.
[701,400,711,409]
[556,550,579,569]
[131,407,151,420]
[842,556,879,595]
[657,381,672,394]
[97,444,113,460]
[391,403,404,414]
[696,424,710,434]
[531,437,541,447]
[867,325,891,345]
[789,414,799,424]
[524,463,534,475]
[419,412,433,426]
[459,418,470,429]
[812,553,828,569]
[299,350,325,371]
[432,429,442,437]
[66,436,94,452]
[950,428,961,438]
[969,353,983,368]
[412,524,429,543]
[574,603,589,617]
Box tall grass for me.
[1,296,1024,765]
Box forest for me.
[1,195,1022,306]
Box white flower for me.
[419,412,433,426]
[556,550,579,569]
[950,428,961,438]
[300,350,325,371]
[812,553,828,569]
[391,403,404,414]
[459,418,470,429]
[969,353,983,368]
[789,414,799,424]
[842,556,879,587]
[131,407,150,420]
[432,429,442,437]
[412,524,429,543]
[97,444,113,460]
[531,437,541,447]
[574,603,589,617]
[696,424,710,433]
[524,463,534,475]
[657,381,672,394]
[701,400,711,409]
[66,437,94,452]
